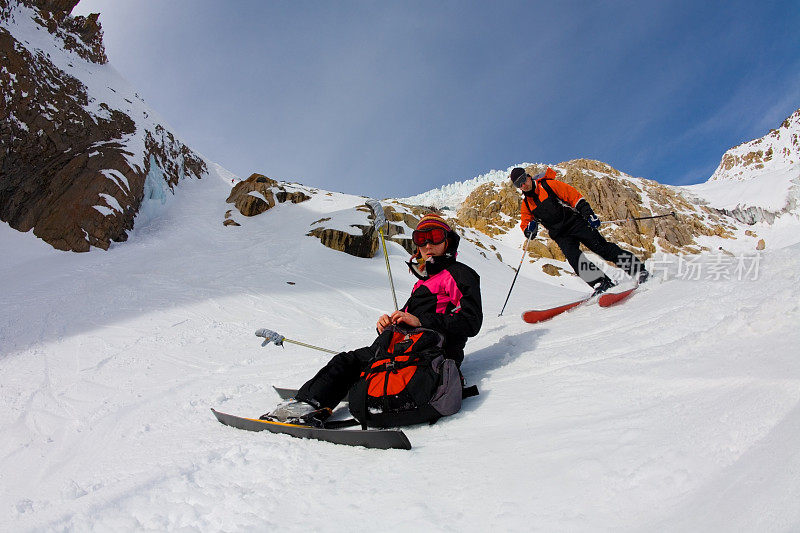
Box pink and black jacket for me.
[402,235,482,365]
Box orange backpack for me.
[348,325,465,428]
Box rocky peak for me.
[3,0,107,63]
[1,0,205,251]
[710,107,800,182]
[688,108,800,225]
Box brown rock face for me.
[541,263,563,277]
[1,0,206,251]
[225,173,310,218]
[305,203,380,259]
[307,224,379,259]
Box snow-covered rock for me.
[685,108,800,224]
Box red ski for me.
[522,297,590,323]
[598,286,637,307]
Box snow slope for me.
[2,168,800,531]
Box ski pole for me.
[498,234,532,317]
[600,211,677,224]
[366,199,398,311]
[255,328,338,354]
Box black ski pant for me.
[295,346,374,410]
[552,220,646,287]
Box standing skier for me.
[510,166,649,294]
[261,214,483,426]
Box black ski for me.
[211,408,411,450]
[273,386,327,401]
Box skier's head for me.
[412,213,459,259]
[509,167,530,189]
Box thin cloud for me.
[70,1,800,197]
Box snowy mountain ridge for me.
[684,108,800,224]
[1,0,207,251]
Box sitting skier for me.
[262,213,483,426]
[510,166,649,295]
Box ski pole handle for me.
[366,199,388,230]
[255,328,339,354]
[255,328,285,347]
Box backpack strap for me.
[524,189,540,208]
[538,178,559,201]
[524,176,551,209]
[461,384,479,399]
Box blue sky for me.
[72,0,800,199]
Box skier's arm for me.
[387,310,421,329]
[519,198,535,232]
[547,179,584,208]
[575,198,595,219]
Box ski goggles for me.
[512,172,529,188]
[411,228,448,246]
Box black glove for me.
[576,198,593,219]
[523,220,538,239]
[576,199,601,228]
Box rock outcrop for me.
[305,202,412,259]
[307,222,379,259]
[1,0,206,251]
[225,173,310,218]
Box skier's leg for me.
[295,346,374,410]
[554,233,608,288]
[577,226,647,278]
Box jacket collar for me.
[406,253,456,281]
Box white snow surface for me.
[2,163,800,531]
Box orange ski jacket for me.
[519,168,587,236]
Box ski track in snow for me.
[1,170,800,531]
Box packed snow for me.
[2,162,800,531]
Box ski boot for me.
[591,277,616,297]
[260,399,332,427]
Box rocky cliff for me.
[1,0,206,251]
